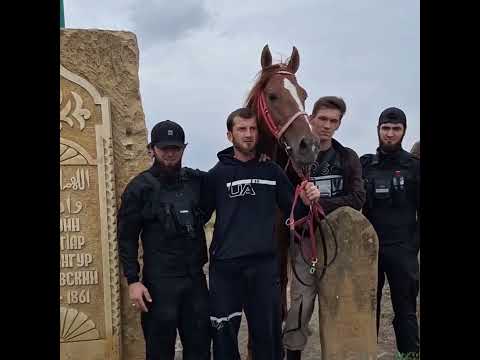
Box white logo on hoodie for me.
[228,183,256,198]
[226,178,276,198]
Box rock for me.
[315,206,379,360]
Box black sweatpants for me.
[141,274,211,360]
[376,242,420,355]
[209,255,283,360]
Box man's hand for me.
[129,282,152,312]
[299,182,320,206]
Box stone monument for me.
[61,29,150,360]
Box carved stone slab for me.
[60,64,121,360]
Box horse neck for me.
[274,147,303,186]
[258,130,302,187]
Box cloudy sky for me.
[64,0,419,170]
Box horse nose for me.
[299,136,318,154]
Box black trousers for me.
[209,255,283,360]
[141,274,211,360]
[376,243,420,355]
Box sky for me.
[64,0,420,170]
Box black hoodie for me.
[202,147,307,261]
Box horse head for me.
[247,45,320,175]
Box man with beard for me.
[360,107,420,358]
[203,108,320,360]
[283,96,366,360]
[117,120,210,360]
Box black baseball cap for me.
[378,107,407,128]
[149,120,186,148]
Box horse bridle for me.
[255,68,339,340]
[256,70,311,156]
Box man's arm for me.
[117,184,143,285]
[321,149,366,214]
[199,168,216,224]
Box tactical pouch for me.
[391,184,408,207]
[171,200,197,238]
[373,177,392,200]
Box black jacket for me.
[202,147,307,261]
[310,138,366,214]
[117,162,208,284]
[361,148,420,247]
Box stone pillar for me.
[316,207,379,360]
[60,29,150,360]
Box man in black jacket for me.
[361,107,420,358]
[283,96,366,360]
[117,120,210,360]
[202,107,320,360]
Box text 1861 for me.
[66,289,91,304]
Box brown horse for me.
[244,45,379,360]
[243,44,320,358]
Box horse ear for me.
[287,46,300,74]
[261,44,272,69]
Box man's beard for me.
[154,157,181,176]
[232,137,256,156]
[378,132,404,153]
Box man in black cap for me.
[360,107,420,358]
[117,120,211,360]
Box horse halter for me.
[256,70,310,155]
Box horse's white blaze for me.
[283,78,312,132]
[283,78,304,111]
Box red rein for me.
[288,181,326,274]
[256,86,326,275]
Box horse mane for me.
[243,62,291,163]
[245,63,288,109]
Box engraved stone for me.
[60,63,120,360]
[61,29,150,360]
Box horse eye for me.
[300,89,308,100]
[268,93,278,101]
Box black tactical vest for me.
[139,169,208,280]
[361,150,419,245]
